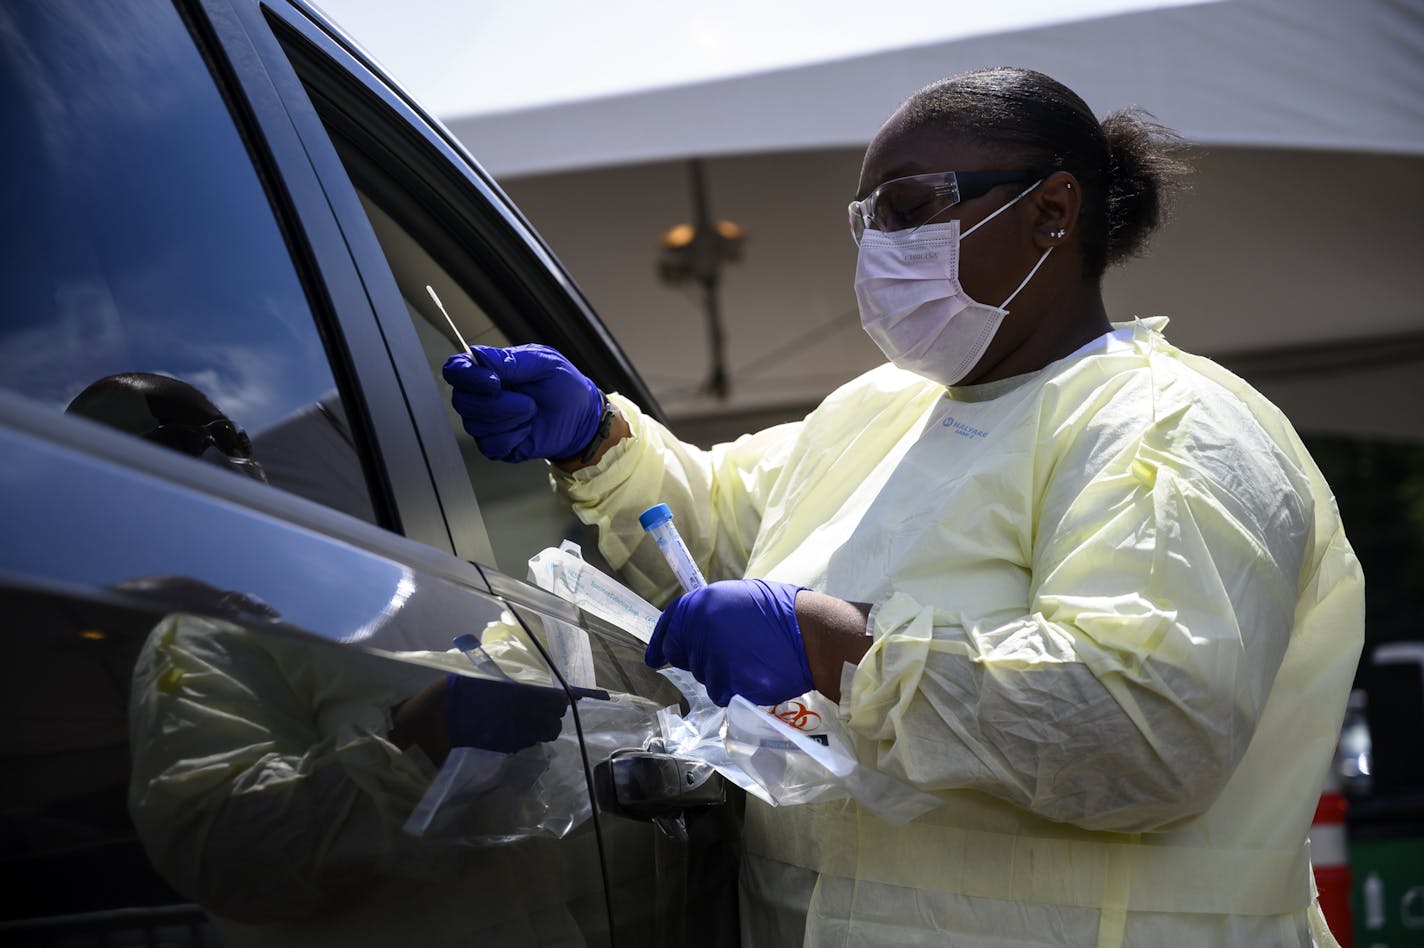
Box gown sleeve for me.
[557,392,804,606]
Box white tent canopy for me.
[433,0,1424,178]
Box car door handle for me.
[594,749,725,820]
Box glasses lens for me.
[144,424,208,456]
[203,419,248,458]
[850,171,1035,242]
[143,419,248,459]
[848,204,866,244]
[874,176,959,233]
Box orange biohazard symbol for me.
[773,700,822,731]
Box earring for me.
[1050,228,1066,239]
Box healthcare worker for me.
[443,68,1364,947]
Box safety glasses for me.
[848,169,1039,244]
[143,418,252,459]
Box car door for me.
[0,1,733,946]
[222,1,741,943]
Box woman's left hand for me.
[645,579,813,706]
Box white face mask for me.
[854,182,1051,387]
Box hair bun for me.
[1099,108,1192,266]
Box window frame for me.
[230,0,665,567]
[176,0,462,554]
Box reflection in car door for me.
[1,399,619,946]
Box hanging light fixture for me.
[657,159,745,400]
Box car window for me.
[0,0,380,525]
[298,99,607,575]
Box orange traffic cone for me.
[1311,780,1353,947]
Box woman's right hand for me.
[442,344,604,463]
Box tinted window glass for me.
[0,0,377,524]
[346,177,584,573]
[308,111,604,573]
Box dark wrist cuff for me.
[565,392,614,465]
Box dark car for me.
[0,1,738,945]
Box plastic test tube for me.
[643,504,793,716]
[453,632,512,680]
[639,503,707,594]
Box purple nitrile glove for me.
[445,674,608,754]
[645,579,813,707]
[441,344,603,463]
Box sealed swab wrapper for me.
[528,541,661,644]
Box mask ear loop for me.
[961,179,1042,238]
[998,246,1052,309]
[956,178,1053,309]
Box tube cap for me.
[452,633,480,652]
[639,503,673,531]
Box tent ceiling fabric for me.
[442,0,1424,179]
